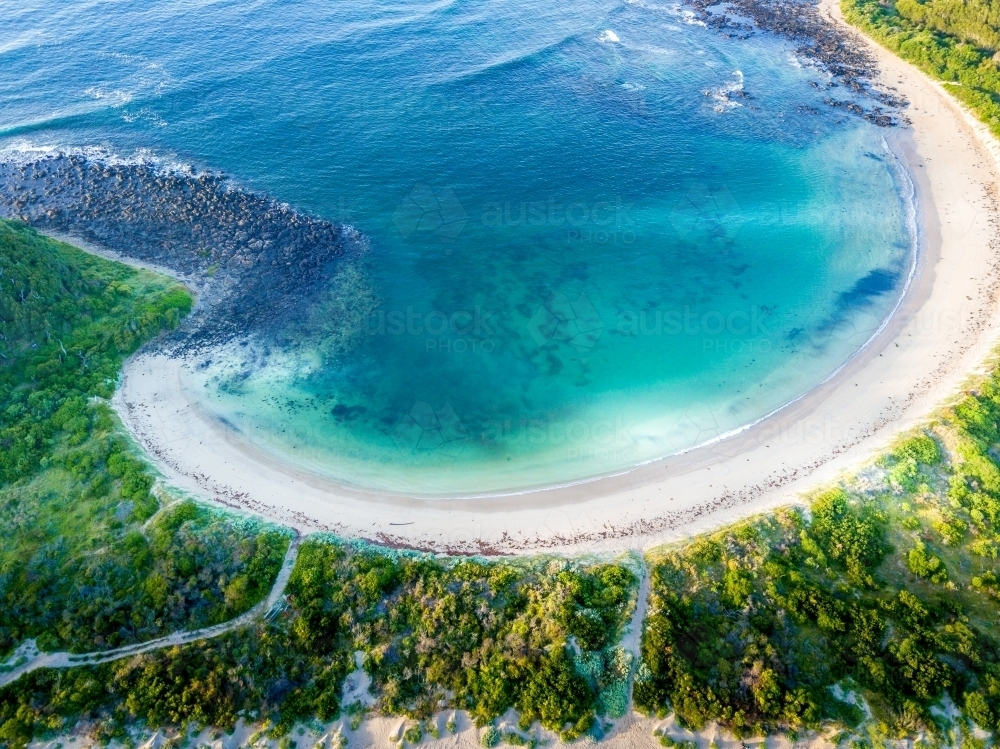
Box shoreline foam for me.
[111,6,1000,555]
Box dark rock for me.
[0,150,368,352]
[686,0,907,125]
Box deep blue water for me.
[0,0,914,493]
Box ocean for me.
[0,0,914,494]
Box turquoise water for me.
[0,0,914,494]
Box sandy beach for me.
[112,2,1000,557]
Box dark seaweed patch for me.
[331,404,367,421]
[837,267,899,306]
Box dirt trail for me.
[0,536,300,689]
[622,558,650,706]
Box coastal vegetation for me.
[0,540,638,747]
[2,0,1000,746]
[0,220,288,656]
[635,379,1000,743]
[0,220,641,747]
[843,0,1000,135]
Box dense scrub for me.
[636,376,1000,742]
[0,219,189,484]
[0,540,638,747]
[893,0,1000,51]
[286,542,637,734]
[0,220,289,655]
[843,0,1000,136]
[1,490,290,655]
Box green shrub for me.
[481,726,501,748]
[906,540,948,583]
[0,224,288,657]
[403,724,422,744]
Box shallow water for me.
[0,0,914,494]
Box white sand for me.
[30,709,828,749]
[114,5,1000,556]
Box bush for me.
[481,726,501,748]
[807,490,889,586]
[636,481,1000,738]
[0,224,294,657]
[403,724,422,744]
[906,540,948,583]
[843,0,1000,138]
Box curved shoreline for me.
[114,11,1000,555]
[125,130,923,503]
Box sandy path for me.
[112,3,1000,557]
[0,537,300,689]
[622,559,650,710]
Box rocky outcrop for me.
[0,150,368,349]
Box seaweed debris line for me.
[0,149,369,350]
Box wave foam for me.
[680,9,707,26]
[706,69,745,112]
[0,141,208,177]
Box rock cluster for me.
[689,0,906,126]
[0,151,366,349]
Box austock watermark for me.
[387,180,795,253]
[362,305,498,354]
[389,400,639,464]
[355,293,776,358]
[527,292,605,358]
[481,196,635,228]
[616,306,771,337]
[617,305,774,354]
[393,401,469,456]
[482,414,639,464]
[392,184,469,250]
[481,196,638,245]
